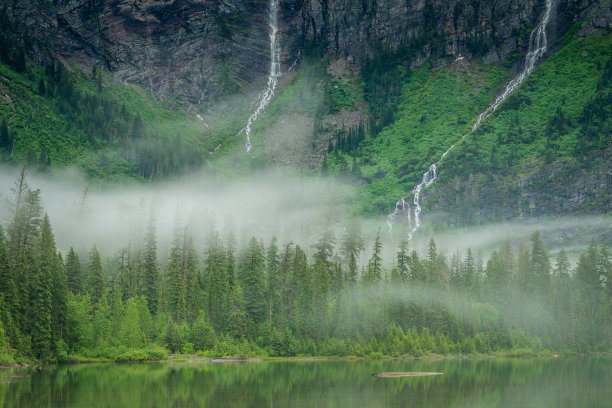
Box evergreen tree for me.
[364,233,383,283]
[52,252,68,346]
[278,242,295,329]
[167,224,186,322]
[311,256,330,339]
[66,247,84,295]
[529,231,551,300]
[553,249,571,278]
[396,239,410,281]
[205,231,228,332]
[183,235,199,323]
[30,215,55,359]
[0,225,17,324]
[313,229,336,266]
[239,237,266,336]
[142,214,159,315]
[292,245,313,337]
[266,237,281,327]
[88,246,104,306]
[340,215,365,263]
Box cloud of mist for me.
[0,164,608,267]
[0,165,347,256]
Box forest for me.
[0,170,610,364]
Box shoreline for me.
[1,351,610,369]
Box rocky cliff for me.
[2,0,605,104]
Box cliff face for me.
[286,0,544,64]
[1,0,600,104]
[2,0,272,104]
[424,146,612,226]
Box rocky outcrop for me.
[2,0,272,104]
[425,146,612,226]
[2,0,609,104]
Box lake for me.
[1,356,610,407]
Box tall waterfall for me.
[386,0,553,238]
[244,0,281,153]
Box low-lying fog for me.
[0,165,609,264]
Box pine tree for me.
[529,231,551,301]
[313,229,335,266]
[0,225,17,323]
[183,235,199,323]
[52,252,68,346]
[88,246,104,306]
[239,237,266,336]
[364,233,383,283]
[30,215,55,359]
[553,249,571,278]
[266,237,281,327]
[66,247,84,295]
[278,242,295,329]
[396,239,410,281]
[205,232,228,331]
[142,214,159,315]
[340,215,365,263]
[292,245,313,337]
[167,223,185,322]
[347,252,358,283]
[311,256,330,339]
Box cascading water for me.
[386,0,553,238]
[244,0,281,153]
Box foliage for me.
[0,179,610,362]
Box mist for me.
[1,163,609,268]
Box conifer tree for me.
[266,237,281,327]
[293,245,312,337]
[52,252,68,345]
[66,247,84,295]
[183,235,199,323]
[311,256,330,339]
[396,239,410,281]
[167,224,186,322]
[340,215,365,263]
[88,246,104,306]
[278,242,295,328]
[364,233,383,283]
[529,231,551,300]
[240,237,266,335]
[142,214,159,315]
[30,215,55,359]
[205,232,228,331]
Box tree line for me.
[0,174,610,363]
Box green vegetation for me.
[324,33,612,220]
[435,34,612,222]
[0,178,609,363]
[0,59,208,180]
[329,59,510,215]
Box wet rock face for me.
[3,0,271,104]
[425,147,612,226]
[0,0,607,103]
[284,0,546,65]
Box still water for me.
[0,356,610,407]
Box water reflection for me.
[0,357,610,407]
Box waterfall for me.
[386,0,553,238]
[244,0,281,153]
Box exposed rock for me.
[1,0,610,104]
[425,146,612,226]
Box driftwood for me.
[372,372,444,377]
